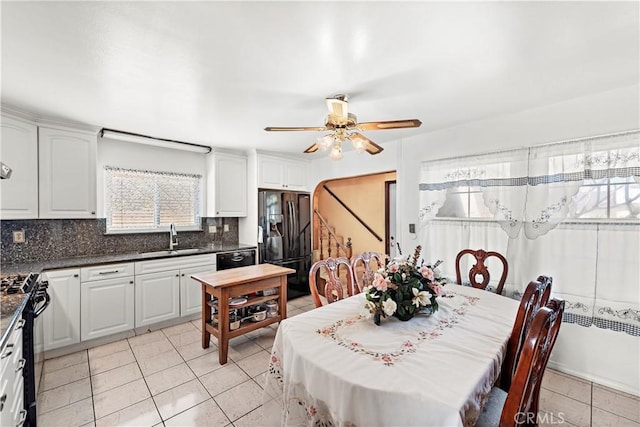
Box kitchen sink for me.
[138,248,202,256]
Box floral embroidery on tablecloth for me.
[316,292,479,366]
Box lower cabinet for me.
[81,276,135,341]
[180,264,217,317]
[42,269,81,351]
[134,271,181,328]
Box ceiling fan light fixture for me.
[349,133,367,153]
[316,134,334,150]
[328,141,343,161]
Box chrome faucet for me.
[169,223,178,250]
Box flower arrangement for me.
[362,245,447,325]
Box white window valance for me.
[419,130,640,239]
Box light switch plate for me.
[224,224,229,232]
[13,230,25,243]
[209,226,217,233]
[409,223,416,233]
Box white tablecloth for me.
[263,285,519,427]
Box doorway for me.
[385,180,397,258]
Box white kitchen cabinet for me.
[135,254,215,325]
[207,151,247,217]
[0,320,25,427]
[134,271,180,328]
[80,263,135,341]
[180,264,216,317]
[0,115,38,219]
[38,126,97,218]
[42,269,81,351]
[258,154,308,191]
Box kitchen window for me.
[104,166,202,233]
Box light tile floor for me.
[37,295,639,427]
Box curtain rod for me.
[422,129,640,165]
[100,128,212,154]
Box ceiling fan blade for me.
[303,143,319,154]
[357,119,422,131]
[350,132,384,155]
[264,126,327,132]
[326,97,349,119]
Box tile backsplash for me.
[0,217,238,265]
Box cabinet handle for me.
[181,274,185,277]
[129,281,134,284]
[16,319,25,329]
[1,344,14,359]
[176,274,180,277]
[74,274,79,278]
[15,358,26,373]
[98,270,120,275]
[16,409,27,427]
[91,211,96,215]
[0,393,6,412]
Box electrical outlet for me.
[209,225,217,233]
[13,230,25,243]
[224,224,229,232]
[409,223,416,233]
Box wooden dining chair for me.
[500,276,553,392]
[475,298,565,427]
[455,249,508,295]
[350,251,384,295]
[309,257,355,308]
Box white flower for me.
[361,301,376,319]
[401,273,406,281]
[412,288,431,307]
[382,298,397,316]
[363,285,372,294]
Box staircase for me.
[314,209,352,262]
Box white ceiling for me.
[1,1,638,156]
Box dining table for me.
[262,284,519,427]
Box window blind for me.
[104,166,202,233]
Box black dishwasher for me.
[216,249,257,270]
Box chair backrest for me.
[455,248,508,295]
[500,299,565,427]
[501,276,553,392]
[308,257,355,308]
[350,252,384,295]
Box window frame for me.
[103,166,203,234]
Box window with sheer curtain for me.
[418,130,640,336]
[104,166,202,233]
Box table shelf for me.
[207,294,280,310]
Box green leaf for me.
[398,305,406,316]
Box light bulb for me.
[328,142,343,161]
[316,134,334,150]
[350,134,367,153]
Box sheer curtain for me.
[418,130,640,336]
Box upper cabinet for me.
[0,115,39,219]
[207,151,247,217]
[38,126,97,218]
[258,154,309,191]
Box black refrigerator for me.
[258,190,312,300]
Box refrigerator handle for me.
[292,200,298,252]
[287,200,294,254]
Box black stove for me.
[1,274,29,294]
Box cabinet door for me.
[43,269,81,350]
[81,277,135,341]
[258,157,284,189]
[284,160,308,190]
[210,153,247,217]
[38,127,97,218]
[134,271,180,327]
[180,264,216,317]
[0,116,38,219]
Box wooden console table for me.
[191,263,295,364]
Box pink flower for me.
[420,266,434,281]
[388,263,399,273]
[372,273,389,292]
[309,406,317,416]
[430,283,444,296]
[271,355,278,363]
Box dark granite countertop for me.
[0,243,256,350]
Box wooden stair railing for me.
[314,209,353,260]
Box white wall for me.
[96,137,207,218]
[310,83,640,394]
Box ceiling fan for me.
[264,94,422,160]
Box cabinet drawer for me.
[135,254,215,275]
[81,263,134,282]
